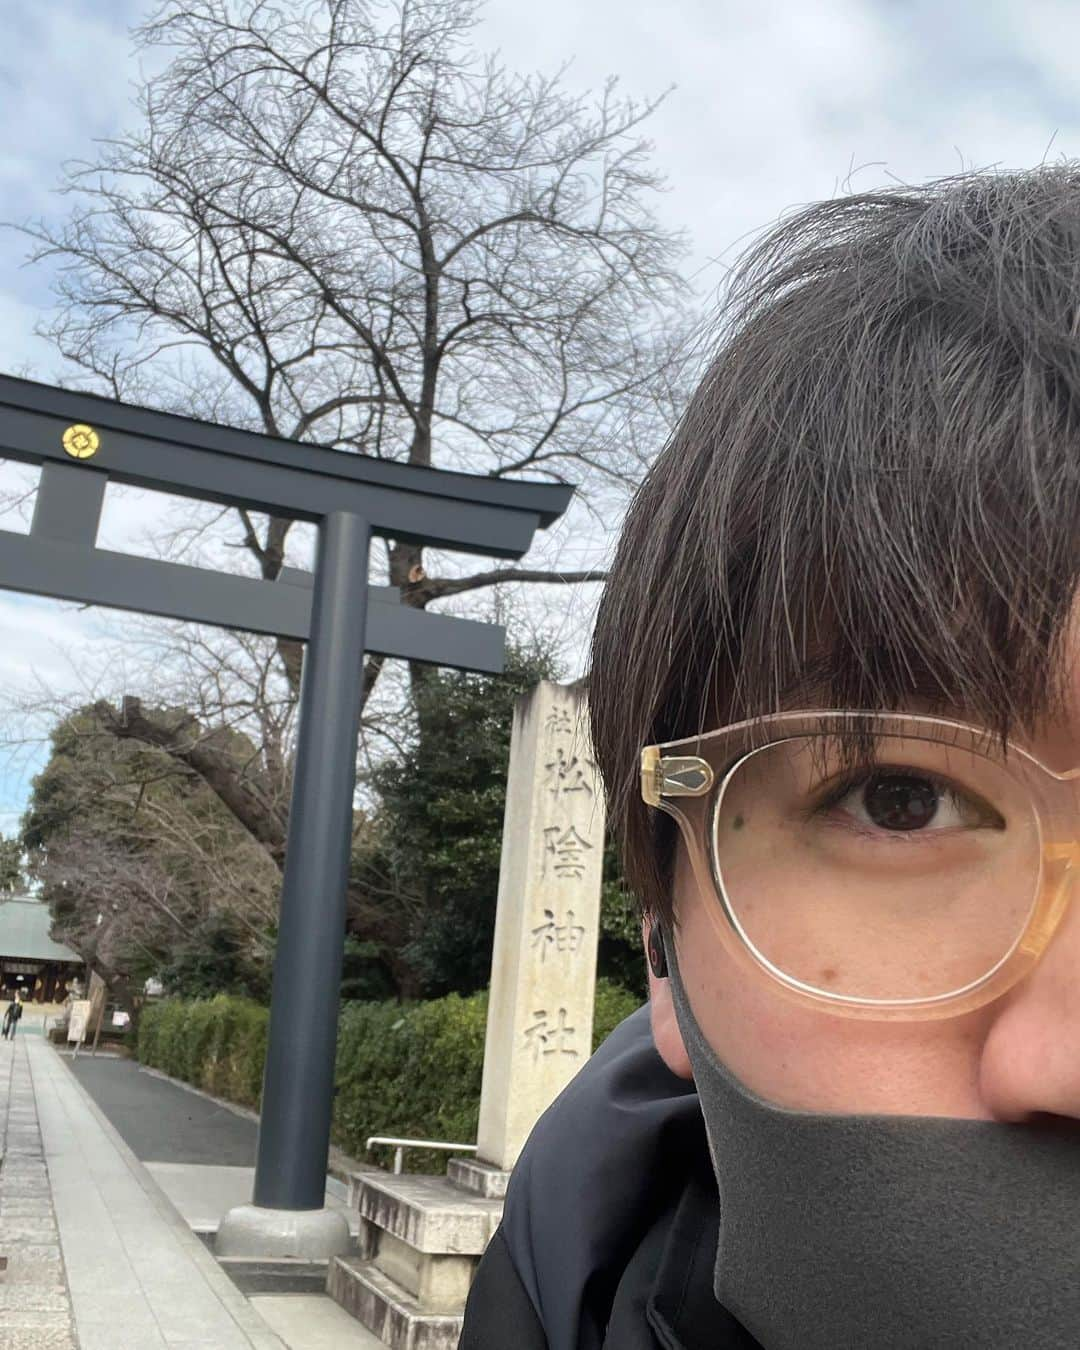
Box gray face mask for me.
[664,932,1080,1350]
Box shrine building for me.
[0,895,84,1002]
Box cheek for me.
[675,893,834,1107]
[672,845,992,1116]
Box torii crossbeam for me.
[0,375,573,1230]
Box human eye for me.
[811,765,1006,837]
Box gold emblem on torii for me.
[62,424,100,460]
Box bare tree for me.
[46,827,196,1007]
[25,704,285,1005]
[15,0,694,920]
[25,0,690,594]
[20,673,435,994]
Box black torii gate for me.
[0,374,572,1218]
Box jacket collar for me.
[646,1161,764,1350]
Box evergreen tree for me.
[360,645,558,996]
[358,645,645,998]
[22,705,279,1005]
[0,835,25,894]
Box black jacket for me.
[460,1006,763,1350]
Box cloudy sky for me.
[0,0,1077,832]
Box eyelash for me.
[809,765,935,815]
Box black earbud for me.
[647,921,668,979]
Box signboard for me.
[85,971,109,1055]
[67,999,91,1046]
[2,960,41,975]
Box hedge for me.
[137,978,642,1172]
[137,993,269,1109]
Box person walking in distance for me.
[2,991,23,1040]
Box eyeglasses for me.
[641,711,1080,1021]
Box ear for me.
[643,919,693,1080]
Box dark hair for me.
[590,166,1080,921]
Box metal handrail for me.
[366,1134,478,1176]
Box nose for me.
[979,870,1080,1121]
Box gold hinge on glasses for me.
[641,747,714,807]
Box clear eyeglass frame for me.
[640,710,1080,1021]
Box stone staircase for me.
[327,1159,508,1349]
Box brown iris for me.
[862,773,939,831]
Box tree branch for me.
[406,567,608,604]
[93,696,287,865]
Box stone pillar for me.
[328,681,606,1349]
[476,680,605,1172]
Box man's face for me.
[649,678,1080,1123]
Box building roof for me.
[0,898,82,964]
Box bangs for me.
[689,174,1080,740]
[590,166,1080,918]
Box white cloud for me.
[0,589,130,828]
[0,290,65,380]
[482,0,1080,289]
[1,3,146,200]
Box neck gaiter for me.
[664,933,1080,1350]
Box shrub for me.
[138,998,191,1077]
[333,991,489,1172]
[136,978,643,1171]
[179,999,218,1087]
[137,995,269,1103]
[592,978,642,1046]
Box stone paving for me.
[0,1030,390,1350]
[31,1036,285,1349]
[0,1032,78,1350]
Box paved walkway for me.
[0,1030,385,1350]
[0,1026,77,1350]
[66,1054,257,1165]
[65,1053,360,1245]
[1,1032,286,1349]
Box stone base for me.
[328,1169,506,1341]
[446,1157,510,1199]
[217,1255,329,1295]
[351,1171,503,1255]
[329,1255,463,1350]
[215,1203,351,1260]
[376,1229,474,1309]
